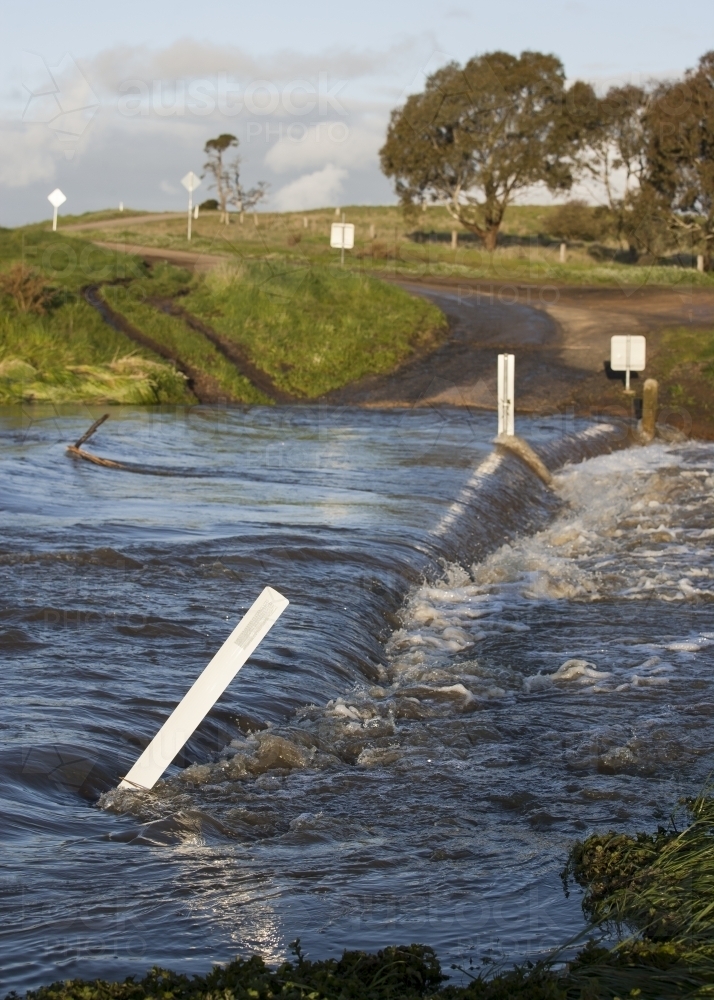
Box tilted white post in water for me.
[119,587,289,791]
[497,353,515,436]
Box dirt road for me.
[327,278,714,413]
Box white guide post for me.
[610,335,646,393]
[119,587,289,791]
[497,353,515,436]
[181,171,202,241]
[47,188,67,231]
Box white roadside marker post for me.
[497,353,515,436]
[610,334,646,394]
[47,188,67,231]
[119,587,289,791]
[181,171,202,241]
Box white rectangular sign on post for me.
[119,587,289,791]
[330,223,355,249]
[497,353,515,436]
[611,335,646,391]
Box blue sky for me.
[2,0,713,225]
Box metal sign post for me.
[497,354,515,436]
[611,335,646,392]
[330,218,355,266]
[181,171,202,241]
[119,587,289,791]
[47,188,67,231]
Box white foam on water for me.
[387,440,714,701]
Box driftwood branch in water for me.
[66,414,129,470]
[66,445,128,469]
[74,413,109,449]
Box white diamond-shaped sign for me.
[181,171,201,193]
[47,188,67,208]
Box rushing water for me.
[1,405,713,993]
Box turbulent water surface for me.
[1,405,713,992]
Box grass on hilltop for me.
[55,203,714,290]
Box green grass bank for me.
[0,226,446,405]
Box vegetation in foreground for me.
[0,226,446,405]
[14,793,714,999]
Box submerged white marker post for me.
[119,587,289,791]
[497,353,515,436]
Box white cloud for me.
[0,123,57,186]
[265,120,383,174]
[271,164,348,211]
[86,38,423,95]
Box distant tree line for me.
[380,50,714,268]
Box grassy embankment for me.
[646,327,714,434]
[16,793,714,999]
[64,202,714,288]
[3,205,714,407]
[0,222,446,405]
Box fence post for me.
[642,378,658,441]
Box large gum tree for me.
[645,51,714,270]
[380,51,589,251]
